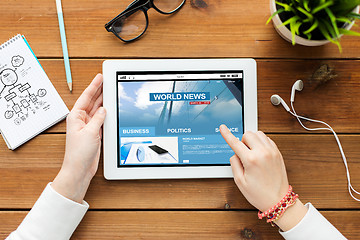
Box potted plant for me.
[267,0,360,51]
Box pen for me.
[55,0,72,92]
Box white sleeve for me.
[6,182,89,240]
[279,203,346,240]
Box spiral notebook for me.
[0,34,69,150]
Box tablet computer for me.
[103,59,257,180]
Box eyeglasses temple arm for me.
[105,0,147,29]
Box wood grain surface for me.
[0,0,360,59]
[1,0,360,239]
[1,211,359,239]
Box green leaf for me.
[305,32,312,40]
[339,28,360,36]
[303,0,311,12]
[266,8,285,25]
[275,1,294,11]
[318,20,337,43]
[322,18,338,39]
[347,12,360,19]
[336,17,353,24]
[331,0,360,14]
[325,8,340,37]
[303,20,319,34]
[277,16,301,28]
[297,6,313,20]
[311,1,334,14]
[290,20,297,45]
[292,21,302,35]
[318,21,342,52]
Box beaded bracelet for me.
[258,185,299,226]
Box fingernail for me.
[95,73,103,81]
[98,107,106,115]
[220,124,227,131]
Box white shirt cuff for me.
[279,202,346,240]
[7,182,88,240]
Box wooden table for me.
[1,0,360,239]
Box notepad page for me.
[0,35,69,149]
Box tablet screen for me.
[117,71,244,167]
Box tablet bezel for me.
[103,59,257,180]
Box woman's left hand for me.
[52,73,106,203]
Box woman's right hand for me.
[220,124,307,231]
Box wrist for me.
[274,199,308,232]
[52,167,93,203]
[258,186,307,231]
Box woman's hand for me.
[220,124,289,212]
[52,73,106,203]
[220,125,307,231]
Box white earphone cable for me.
[289,102,360,202]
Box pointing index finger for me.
[220,124,249,160]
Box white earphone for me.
[271,80,360,202]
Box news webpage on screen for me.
[117,71,244,167]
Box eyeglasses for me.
[105,0,186,42]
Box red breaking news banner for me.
[189,101,211,105]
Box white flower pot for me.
[269,0,360,46]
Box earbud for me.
[270,94,290,112]
[271,80,303,112]
[271,79,360,202]
[290,80,304,102]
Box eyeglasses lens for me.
[113,10,147,41]
[153,0,185,13]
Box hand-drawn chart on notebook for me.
[0,56,50,125]
[0,35,69,149]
